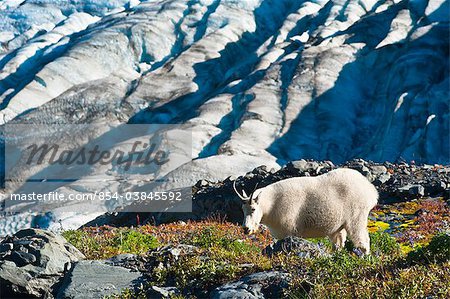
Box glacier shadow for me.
[268,18,449,165]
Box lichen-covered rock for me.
[211,271,291,299]
[0,229,84,298]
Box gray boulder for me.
[10,251,37,267]
[263,236,329,259]
[0,228,84,298]
[369,165,388,176]
[211,271,290,299]
[106,253,137,266]
[146,286,181,298]
[287,160,333,176]
[56,260,142,299]
[397,184,425,198]
[146,244,199,277]
[373,173,391,186]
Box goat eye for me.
[251,208,256,212]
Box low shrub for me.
[113,230,160,253]
[149,226,271,294]
[369,231,402,256]
[153,255,241,292]
[408,232,450,264]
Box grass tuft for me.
[62,228,159,259]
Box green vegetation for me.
[188,226,260,254]
[287,232,450,298]
[408,232,450,264]
[62,228,159,259]
[151,225,270,292]
[64,198,450,298]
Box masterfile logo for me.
[1,124,193,213]
[25,140,169,171]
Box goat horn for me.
[249,182,259,203]
[252,182,259,194]
[233,180,249,202]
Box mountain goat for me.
[234,168,378,254]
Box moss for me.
[113,230,159,253]
[188,226,259,255]
[400,244,414,254]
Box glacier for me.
[0,0,449,233]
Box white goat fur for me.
[240,168,378,254]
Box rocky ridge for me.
[87,159,450,227]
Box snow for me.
[376,9,413,49]
[0,0,25,10]
[425,0,449,22]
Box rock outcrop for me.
[0,229,84,298]
[56,260,142,299]
[211,271,291,299]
